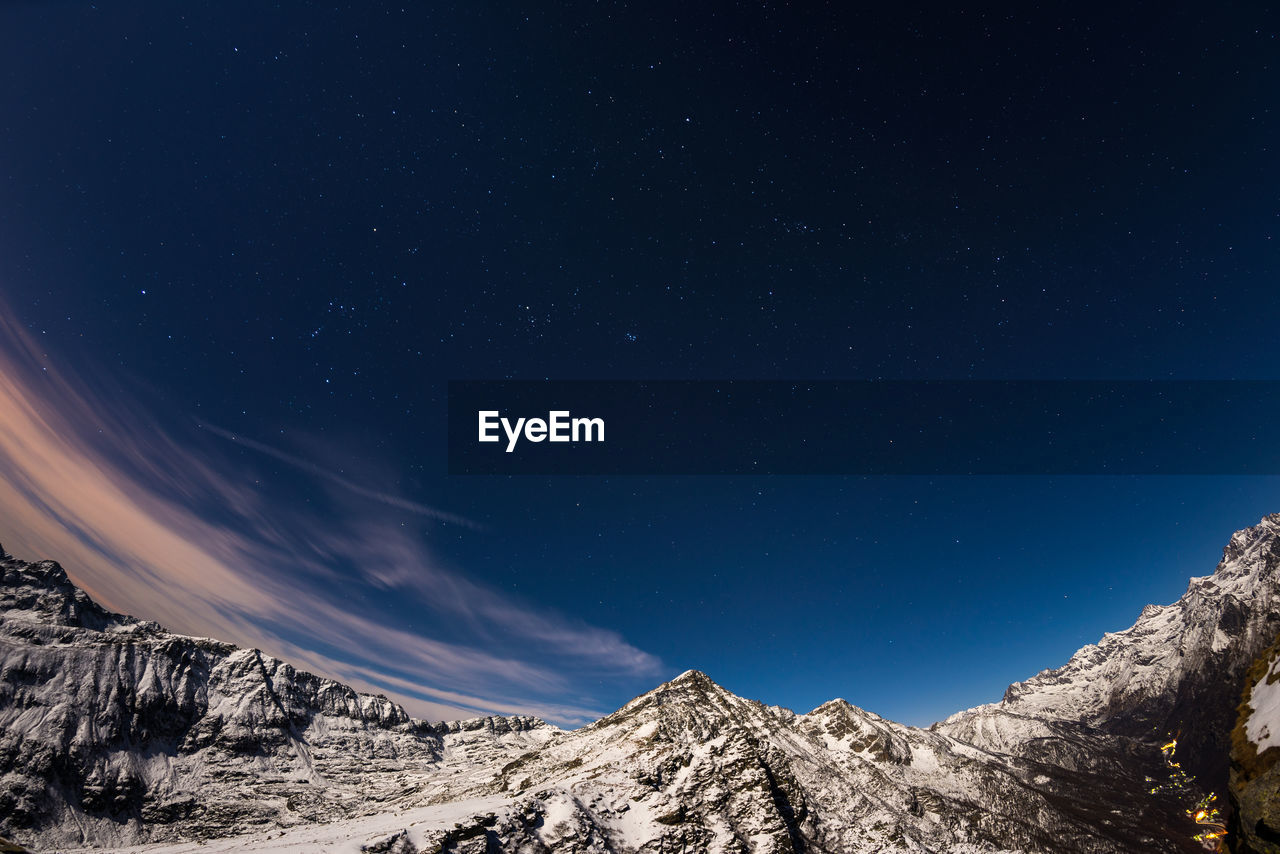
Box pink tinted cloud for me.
[0,313,659,724]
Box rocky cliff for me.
[3,514,1279,852]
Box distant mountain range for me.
[3,514,1279,853]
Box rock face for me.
[0,548,553,849]
[448,669,1196,854]
[938,514,1280,794]
[1,514,1279,853]
[1230,636,1280,853]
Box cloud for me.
[0,312,660,725]
[198,422,482,529]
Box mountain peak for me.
[806,697,879,720]
[0,551,120,630]
[797,697,914,763]
[940,512,1280,794]
[588,668,766,744]
[645,668,731,705]
[667,668,714,687]
[5,518,1280,852]
[1220,513,1280,570]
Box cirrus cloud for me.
[0,310,660,725]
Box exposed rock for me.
[0,550,550,849]
[1229,635,1280,853]
[939,513,1280,793]
[4,515,1280,852]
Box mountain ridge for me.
[2,515,1278,852]
[937,513,1280,789]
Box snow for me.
[941,513,1280,738]
[66,796,513,854]
[1246,653,1280,753]
[1212,627,1232,653]
[537,791,578,834]
[631,720,657,740]
[599,796,657,845]
[9,513,1280,854]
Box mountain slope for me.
[424,668,1194,853]
[2,514,1278,853]
[938,514,1280,792]
[0,549,553,849]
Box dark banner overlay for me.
[447,381,1280,475]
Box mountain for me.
[938,515,1280,791]
[0,549,554,850]
[1,513,1278,853]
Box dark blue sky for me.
[0,1,1277,725]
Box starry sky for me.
[0,2,1277,726]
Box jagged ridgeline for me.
[1,515,1279,853]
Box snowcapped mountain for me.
[3,514,1279,853]
[938,514,1280,789]
[0,550,553,850]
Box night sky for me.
[0,2,1277,726]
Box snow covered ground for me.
[8,513,1280,853]
[1246,648,1280,754]
[70,796,514,854]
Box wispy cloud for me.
[198,422,482,529]
[0,312,660,725]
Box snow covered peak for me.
[607,669,732,711]
[939,513,1280,792]
[1219,513,1280,573]
[796,698,913,764]
[4,515,1280,853]
[589,667,763,742]
[0,548,484,848]
[0,552,124,631]
[667,668,717,687]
